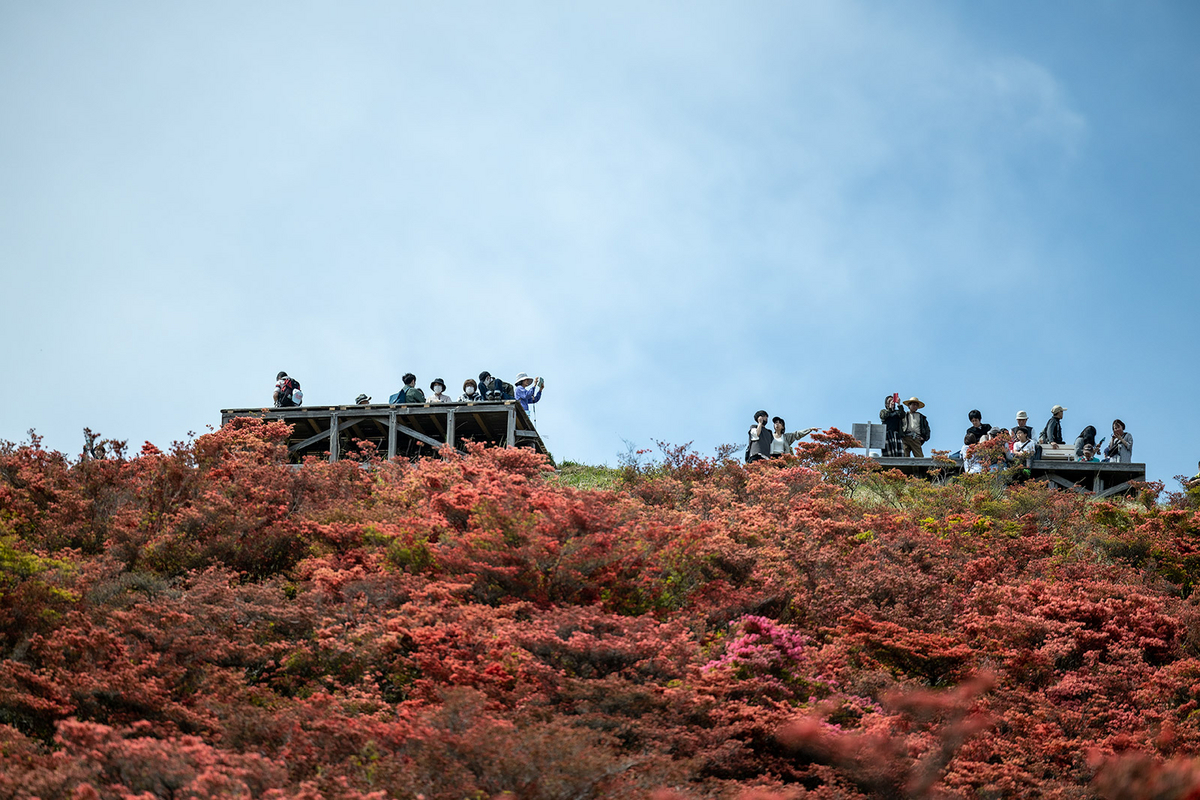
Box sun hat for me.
[355,394,371,405]
[430,378,446,391]
[514,372,533,385]
[1051,404,1067,414]
[905,397,925,409]
[1015,410,1028,420]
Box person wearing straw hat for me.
[901,397,931,457]
[514,372,544,412]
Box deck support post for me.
[329,413,339,463]
[506,406,516,448]
[446,409,456,452]
[387,412,397,460]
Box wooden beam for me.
[1098,480,1133,499]
[446,409,456,448]
[506,407,516,448]
[329,414,339,463]
[387,411,397,460]
[1045,474,1085,492]
[288,417,362,455]
[473,413,492,438]
[396,423,451,451]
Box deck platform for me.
[871,457,1146,498]
[220,401,551,464]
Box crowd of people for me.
[743,396,1139,468]
[272,370,546,412]
[873,396,1135,470]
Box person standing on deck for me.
[1039,405,1067,452]
[514,373,544,412]
[879,395,904,457]
[901,397,931,458]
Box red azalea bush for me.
[1,420,1200,798]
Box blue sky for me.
[2,2,1197,484]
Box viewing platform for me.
[850,422,1145,497]
[870,457,1146,498]
[220,400,551,464]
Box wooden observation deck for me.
[851,422,1145,498]
[870,457,1146,498]
[220,401,551,464]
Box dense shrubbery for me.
[1,422,1200,798]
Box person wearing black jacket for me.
[746,410,773,463]
[901,397,931,457]
[879,395,904,457]
[478,371,515,401]
[1040,405,1067,453]
[965,410,990,443]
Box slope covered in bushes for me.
[2,421,1200,798]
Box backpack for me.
[281,378,302,406]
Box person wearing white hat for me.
[901,397,930,457]
[514,372,544,412]
[1011,410,1033,440]
[1039,405,1067,451]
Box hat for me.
[430,378,446,391]
[1051,404,1067,414]
[514,372,533,385]
[905,397,925,409]
[355,393,371,405]
[1015,410,1028,420]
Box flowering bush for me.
[0,423,1198,798]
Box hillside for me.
[2,421,1200,799]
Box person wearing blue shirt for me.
[514,372,543,411]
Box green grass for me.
[551,461,625,491]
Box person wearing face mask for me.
[769,417,818,458]
[428,378,453,403]
[459,379,483,402]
